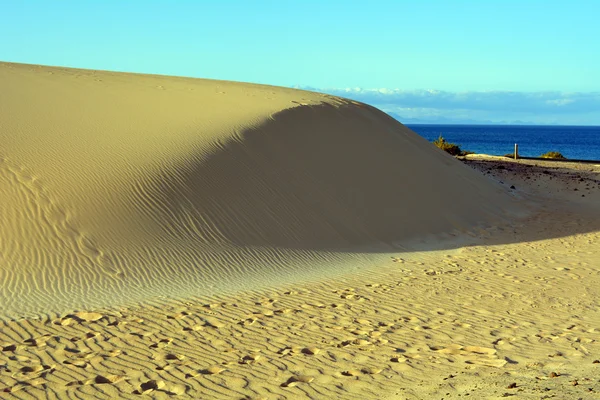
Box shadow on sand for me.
[146,103,600,255]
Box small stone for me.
[571,380,579,386]
[593,360,600,364]
[549,372,560,378]
[507,382,517,389]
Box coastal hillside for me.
[0,62,519,318]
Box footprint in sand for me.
[94,374,127,384]
[130,330,157,339]
[201,366,227,375]
[167,311,191,320]
[182,324,204,332]
[132,379,166,395]
[278,346,300,356]
[164,353,185,362]
[301,347,320,355]
[361,367,383,375]
[67,331,102,343]
[156,364,175,372]
[54,316,75,326]
[2,344,19,352]
[23,335,50,348]
[67,374,127,386]
[150,338,173,349]
[240,353,261,364]
[16,364,51,377]
[73,311,105,322]
[462,345,497,355]
[281,375,314,387]
[465,358,508,367]
[202,317,225,329]
[63,359,89,368]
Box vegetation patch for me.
[540,151,566,160]
[433,135,470,156]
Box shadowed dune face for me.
[146,104,519,251]
[0,62,525,318]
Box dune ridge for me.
[0,62,521,319]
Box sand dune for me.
[0,62,520,318]
[1,173,598,397]
[1,63,599,399]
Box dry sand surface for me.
[1,63,600,399]
[0,62,520,318]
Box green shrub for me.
[432,135,464,156]
[540,151,566,159]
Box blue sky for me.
[1,1,599,124]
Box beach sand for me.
[1,63,599,398]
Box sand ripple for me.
[0,62,520,318]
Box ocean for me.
[405,124,600,160]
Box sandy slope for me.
[0,62,598,399]
[0,159,599,399]
[0,62,520,318]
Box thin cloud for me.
[298,87,600,124]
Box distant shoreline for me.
[458,154,600,164]
[405,123,600,128]
[407,123,600,160]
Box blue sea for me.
[405,124,600,160]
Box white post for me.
[514,143,519,160]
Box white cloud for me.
[545,98,575,106]
[297,87,600,124]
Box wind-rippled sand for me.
[0,62,518,318]
[2,63,600,399]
